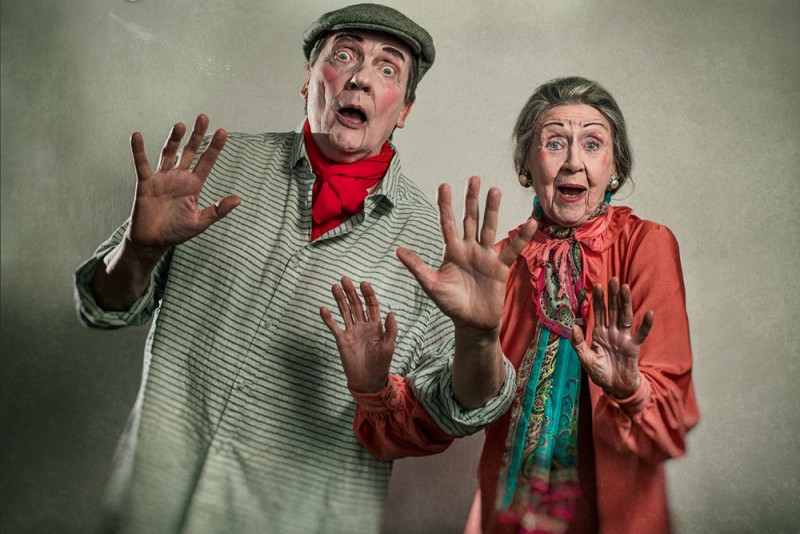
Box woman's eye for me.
[335,50,351,61]
[544,139,566,150]
[381,66,396,76]
[584,139,601,151]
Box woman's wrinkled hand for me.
[570,277,654,399]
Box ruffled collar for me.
[505,205,633,338]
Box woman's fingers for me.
[618,283,634,328]
[633,310,655,345]
[606,277,621,327]
[592,283,607,329]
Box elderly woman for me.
[462,77,699,534]
[323,75,698,533]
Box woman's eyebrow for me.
[540,121,608,130]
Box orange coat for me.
[350,206,699,534]
[470,206,699,534]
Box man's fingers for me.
[319,306,342,337]
[479,186,500,248]
[396,247,435,296]
[361,281,382,324]
[341,277,367,323]
[197,195,241,231]
[462,176,481,242]
[130,131,152,182]
[177,114,210,169]
[436,183,458,246]
[382,311,398,352]
[497,219,536,266]
[158,122,186,171]
[331,284,354,327]
[192,128,227,181]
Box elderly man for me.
[75,4,530,533]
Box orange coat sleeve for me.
[350,374,456,462]
[587,222,699,464]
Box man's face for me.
[302,30,414,163]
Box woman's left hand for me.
[570,277,654,399]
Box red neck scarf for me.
[302,120,394,241]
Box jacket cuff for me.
[74,254,155,328]
[349,374,406,414]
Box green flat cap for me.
[302,3,435,80]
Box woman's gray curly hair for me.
[512,76,633,195]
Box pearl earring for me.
[518,171,532,188]
[608,173,620,190]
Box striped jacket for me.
[75,130,515,534]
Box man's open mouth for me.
[338,107,367,124]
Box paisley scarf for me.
[496,198,608,533]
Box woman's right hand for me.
[126,114,240,254]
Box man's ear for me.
[300,70,311,99]
[395,101,414,129]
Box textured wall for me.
[2,1,798,533]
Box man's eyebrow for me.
[381,45,407,63]
[332,32,364,45]
[331,32,407,63]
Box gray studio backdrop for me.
[2,1,798,533]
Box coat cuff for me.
[606,377,652,416]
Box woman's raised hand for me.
[570,278,655,399]
[126,114,240,253]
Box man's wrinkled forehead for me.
[321,30,413,64]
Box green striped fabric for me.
[74,130,515,534]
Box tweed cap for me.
[302,3,435,80]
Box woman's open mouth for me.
[556,185,587,203]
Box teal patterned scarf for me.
[496,197,606,533]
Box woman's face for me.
[526,103,616,227]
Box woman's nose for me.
[562,142,584,173]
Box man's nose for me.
[348,63,373,92]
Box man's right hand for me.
[126,113,240,253]
[91,114,240,311]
